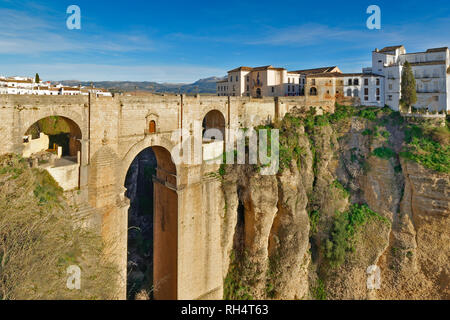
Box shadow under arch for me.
[23,115,82,157]
[202,109,226,141]
[124,145,178,300]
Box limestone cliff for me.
[221,106,449,300]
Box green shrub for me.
[309,210,320,235]
[311,279,327,300]
[329,104,355,123]
[325,204,388,267]
[373,147,396,159]
[400,125,450,173]
[223,251,253,300]
[359,108,378,121]
[332,180,350,198]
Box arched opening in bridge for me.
[124,146,177,300]
[23,116,82,190]
[24,116,82,158]
[202,110,225,141]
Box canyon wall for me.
[220,108,449,300]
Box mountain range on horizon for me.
[54,76,226,94]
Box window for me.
[354,79,359,85]
[288,78,291,84]
[247,76,249,82]
[310,87,317,96]
[236,76,238,82]
[247,85,249,91]
[272,87,274,93]
[376,88,380,95]
[389,84,393,90]
[378,60,382,63]
[376,78,380,86]
[353,89,359,97]
[364,88,369,95]
[311,79,316,85]
[348,79,353,86]
[377,96,380,101]
[364,79,369,86]
[149,120,156,134]
[347,89,352,97]
[434,96,439,102]
[364,96,368,101]
[288,85,290,92]
[388,95,393,101]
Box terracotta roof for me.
[62,87,80,91]
[379,45,404,53]
[337,72,384,78]
[426,47,448,53]
[228,66,253,73]
[339,73,364,77]
[216,79,228,83]
[227,65,286,73]
[292,66,340,75]
[305,72,343,78]
[252,65,285,71]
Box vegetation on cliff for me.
[0,154,119,300]
[325,204,389,268]
[221,103,448,300]
[400,124,450,173]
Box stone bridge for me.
[0,93,334,300]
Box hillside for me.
[56,76,225,94]
[0,154,120,299]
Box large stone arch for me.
[122,136,179,300]
[120,134,178,186]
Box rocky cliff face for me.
[220,107,449,300]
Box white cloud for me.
[0,63,226,82]
[0,8,156,54]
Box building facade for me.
[218,46,449,112]
[216,65,341,99]
[371,45,449,111]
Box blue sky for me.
[0,0,449,82]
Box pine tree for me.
[400,61,417,111]
[35,73,40,83]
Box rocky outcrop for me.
[221,113,449,300]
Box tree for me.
[35,73,40,83]
[400,61,417,111]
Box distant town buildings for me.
[217,46,450,112]
[0,76,112,97]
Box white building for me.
[341,71,385,107]
[371,45,449,112]
[0,75,112,97]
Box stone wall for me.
[0,93,336,300]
